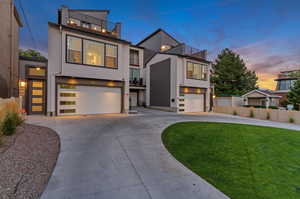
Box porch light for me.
[20,81,26,87]
[107,81,115,87]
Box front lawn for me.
[162,122,300,199]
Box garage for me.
[57,85,122,115]
[184,94,204,113]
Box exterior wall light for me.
[20,81,26,87]
[184,88,189,93]
[107,81,115,87]
[213,95,216,99]
[102,29,106,33]
[36,67,41,71]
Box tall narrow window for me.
[83,40,104,66]
[130,49,139,66]
[67,36,82,64]
[105,44,117,68]
[130,68,140,82]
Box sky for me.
[15,0,300,90]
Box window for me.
[130,68,140,82]
[60,109,76,113]
[60,101,76,105]
[60,84,76,89]
[82,22,90,29]
[130,49,139,66]
[105,44,117,68]
[186,62,208,80]
[60,93,76,97]
[66,35,118,68]
[277,79,296,90]
[68,18,80,26]
[83,40,104,66]
[67,36,82,64]
[91,24,101,32]
[28,67,45,76]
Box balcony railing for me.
[67,13,121,38]
[130,78,145,87]
[166,43,207,59]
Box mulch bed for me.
[0,123,60,199]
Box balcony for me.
[130,78,145,88]
[166,43,207,59]
[67,13,121,38]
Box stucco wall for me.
[214,106,300,124]
[0,0,20,98]
[47,25,130,114]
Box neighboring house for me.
[19,56,48,114]
[242,89,281,108]
[274,70,300,103]
[138,29,212,113]
[0,0,22,98]
[47,6,134,116]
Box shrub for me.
[1,112,22,136]
[266,112,270,120]
[249,110,254,118]
[289,117,295,123]
[233,110,237,115]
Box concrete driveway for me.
[27,108,300,199]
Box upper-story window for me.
[83,40,104,66]
[186,61,208,80]
[68,18,81,26]
[105,44,118,68]
[276,79,296,90]
[67,36,82,64]
[130,49,139,66]
[66,35,118,68]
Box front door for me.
[28,80,45,114]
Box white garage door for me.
[58,85,121,115]
[185,94,204,113]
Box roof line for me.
[136,28,180,46]
[69,9,110,13]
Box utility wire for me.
[17,0,37,49]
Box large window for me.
[130,49,139,66]
[186,62,208,80]
[130,68,140,82]
[277,79,297,90]
[105,44,118,68]
[66,35,118,68]
[83,40,104,66]
[67,36,82,64]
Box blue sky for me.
[15,0,300,88]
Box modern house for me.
[44,6,212,116]
[274,70,300,103]
[242,89,281,108]
[0,0,23,98]
[47,6,134,116]
[19,56,48,114]
[138,29,212,113]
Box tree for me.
[19,49,47,61]
[211,48,258,96]
[287,80,300,110]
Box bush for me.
[249,110,254,118]
[289,118,295,123]
[233,110,237,115]
[1,112,23,136]
[266,112,270,120]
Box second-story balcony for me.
[67,13,121,38]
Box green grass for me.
[162,122,300,199]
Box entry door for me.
[28,80,45,114]
[130,92,138,107]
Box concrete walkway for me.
[26,108,300,199]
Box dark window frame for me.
[130,49,139,66]
[66,34,119,70]
[186,61,208,81]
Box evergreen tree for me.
[211,48,258,96]
[287,80,300,110]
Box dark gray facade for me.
[150,58,171,107]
